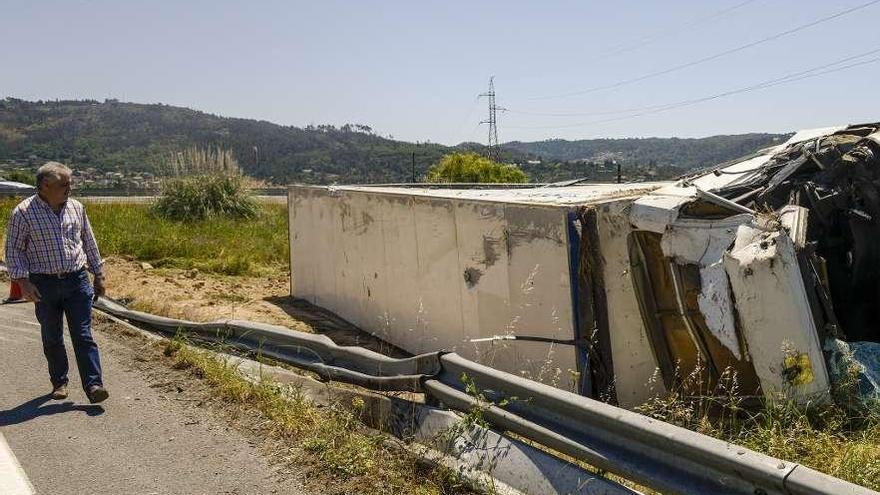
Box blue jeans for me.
[30,269,103,391]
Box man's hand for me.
[15,278,41,303]
[93,275,106,299]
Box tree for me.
[426,152,528,183]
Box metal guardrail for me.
[430,354,873,495]
[95,298,440,392]
[93,296,877,495]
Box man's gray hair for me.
[36,162,73,188]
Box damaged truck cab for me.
[622,123,880,406]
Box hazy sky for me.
[2,0,878,144]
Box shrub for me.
[153,146,260,221]
[426,152,528,183]
[153,174,259,221]
[3,170,36,185]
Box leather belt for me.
[31,268,86,279]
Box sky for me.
[1,0,879,145]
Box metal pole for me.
[411,152,416,183]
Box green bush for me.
[153,174,259,221]
[152,145,260,222]
[426,152,528,183]
[3,170,36,186]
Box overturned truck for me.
[288,123,880,407]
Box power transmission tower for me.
[479,76,506,162]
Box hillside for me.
[505,133,787,170]
[0,98,787,184]
[0,98,452,184]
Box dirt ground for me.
[104,256,298,325]
[102,256,405,355]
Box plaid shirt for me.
[4,195,104,280]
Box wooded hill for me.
[0,98,787,184]
[505,133,786,170]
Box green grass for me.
[0,196,288,276]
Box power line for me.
[500,0,759,88]
[526,0,880,101]
[510,56,880,130]
[511,56,880,130]
[452,96,483,145]
[509,47,880,119]
[506,48,880,130]
[593,0,759,61]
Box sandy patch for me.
[104,256,302,325]
[103,257,405,355]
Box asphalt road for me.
[0,302,307,495]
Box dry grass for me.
[162,334,477,495]
[635,363,880,491]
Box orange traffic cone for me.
[3,280,25,304]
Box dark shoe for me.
[86,385,109,404]
[51,384,68,400]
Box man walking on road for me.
[4,162,110,404]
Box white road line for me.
[0,432,35,495]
